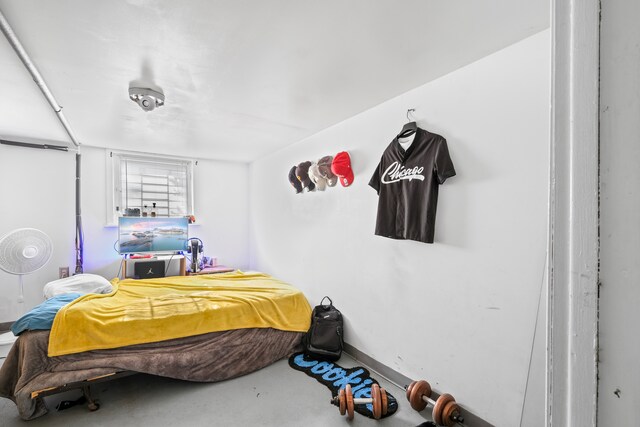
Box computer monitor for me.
[118,217,189,255]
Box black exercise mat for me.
[288,352,398,419]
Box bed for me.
[0,271,311,420]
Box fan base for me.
[0,331,17,346]
[0,331,17,359]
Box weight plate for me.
[380,387,388,416]
[406,381,415,401]
[371,383,382,419]
[346,384,355,420]
[409,380,431,411]
[338,388,346,416]
[433,393,454,426]
[442,400,459,427]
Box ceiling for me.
[0,0,549,162]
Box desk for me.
[187,266,234,275]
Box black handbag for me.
[303,296,344,361]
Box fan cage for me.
[0,228,53,275]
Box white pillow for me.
[43,274,113,300]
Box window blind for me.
[118,157,191,217]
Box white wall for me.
[598,1,640,425]
[0,145,250,322]
[0,145,76,322]
[249,30,550,427]
[80,146,250,279]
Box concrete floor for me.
[0,353,434,427]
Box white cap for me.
[308,163,327,191]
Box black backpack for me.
[303,296,344,361]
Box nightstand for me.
[122,255,186,279]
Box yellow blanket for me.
[48,271,311,357]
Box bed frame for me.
[30,370,135,411]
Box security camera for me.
[129,87,165,112]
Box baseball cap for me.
[331,151,354,187]
[308,163,327,191]
[317,156,338,187]
[288,166,302,194]
[296,161,316,191]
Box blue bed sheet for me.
[11,293,83,335]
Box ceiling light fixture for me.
[128,87,165,112]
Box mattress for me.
[49,271,311,356]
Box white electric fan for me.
[0,228,53,347]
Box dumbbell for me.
[330,383,388,420]
[405,380,464,426]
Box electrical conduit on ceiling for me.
[0,9,80,148]
[0,7,84,272]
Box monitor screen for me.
[118,217,189,254]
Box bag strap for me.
[320,296,333,308]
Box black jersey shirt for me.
[369,127,456,243]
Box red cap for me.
[331,151,354,187]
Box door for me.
[598,1,640,425]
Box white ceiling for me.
[0,0,549,162]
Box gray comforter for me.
[0,328,303,420]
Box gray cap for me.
[317,156,338,187]
[308,163,327,191]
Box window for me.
[107,151,194,225]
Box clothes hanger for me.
[398,109,417,139]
